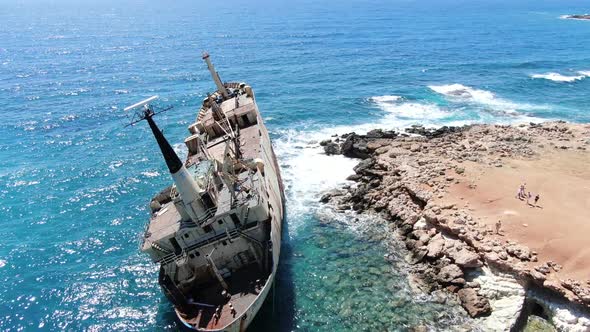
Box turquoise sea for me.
[1,0,590,330]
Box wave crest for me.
[530,72,589,82]
[370,95,402,103]
[371,95,448,120]
[429,83,547,112]
[429,84,496,104]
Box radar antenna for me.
[123,95,173,127]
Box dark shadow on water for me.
[155,300,181,331]
[248,209,296,331]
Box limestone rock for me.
[405,247,427,265]
[437,264,464,283]
[426,234,445,259]
[457,288,492,318]
[450,248,483,268]
[506,244,531,261]
[353,158,375,175]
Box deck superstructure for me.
[133,53,284,331]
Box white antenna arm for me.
[124,95,159,112]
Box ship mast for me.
[124,96,212,224]
[202,52,229,99]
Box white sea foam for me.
[9,180,40,187]
[276,88,551,234]
[141,171,160,178]
[429,84,495,102]
[0,260,6,268]
[276,98,455,235]
[429,83,547,112]
[370,95,402,103]
[64,88,91,96]
[109,161,123,170]
[371,95,449,121]
[530,72,587,82]
[273,128,357,232]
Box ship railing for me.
[224,82,242,89]
[194,207,217,224]
[157,220,259,265]
[160,230,240,266]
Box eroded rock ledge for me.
[320,121,590,330]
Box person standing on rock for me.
[495,220,502,235]
[521,183,526,199]
[534,194,540,207]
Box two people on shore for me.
[515,182,540,207]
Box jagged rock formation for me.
[320,121,590,330]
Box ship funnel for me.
[202,52,229,99]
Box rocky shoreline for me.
[319,122,590,331]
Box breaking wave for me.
[273,127,357,234]
[428,83,547,112]
[275,86,553,234]
[370,95,402,103]
[429,84,495,103]
[530,72,590,82]
[371,95,449,121]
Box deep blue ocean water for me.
[1,0,590,330]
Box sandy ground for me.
[445,148,590,281]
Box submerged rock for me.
[523,315,556,332]
[564,14,590,20]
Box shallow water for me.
[1,0,589,330]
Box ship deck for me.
[188,123,262,164]
[178,263,268,330]
[143,123,263,252]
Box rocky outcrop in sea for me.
[319,122,590,331]
[562,14,590,20]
